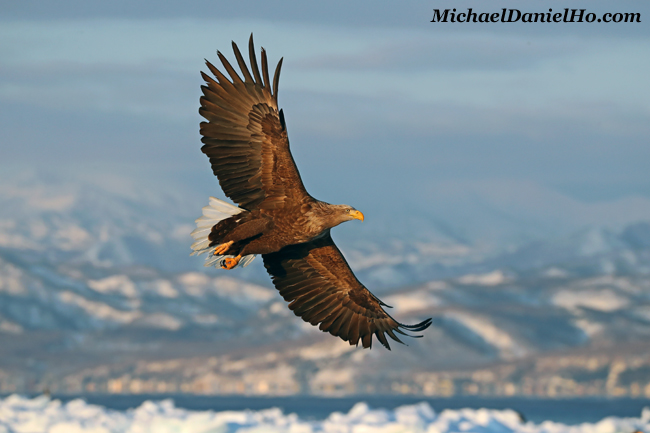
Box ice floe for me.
[0,394,649,433]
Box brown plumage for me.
[192,35,431,350]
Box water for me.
[43,394,650,424]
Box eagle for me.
[191,35,431,350]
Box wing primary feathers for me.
[200,70,218,86]
[217,51,245,86]
[399,318,433,332]
[375,330,391,350]
[279,109,286,131]
[205,61,251,109]
[248,34,263,85]
[231,40,254,84]
[385,327,405,345]
[206,59,232,85]
[261,48,271,92]
[273,57,283,102]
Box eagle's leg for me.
[213,240,234,255]
[220,255,242,270]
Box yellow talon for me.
[213,240,234,255]
[220,255,242,270]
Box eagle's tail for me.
[190,197,257,269]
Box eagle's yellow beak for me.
[350,210,364,221]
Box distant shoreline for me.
[3,393,649,424]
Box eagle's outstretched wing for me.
[199,35,309,211]
[262,232,432,349]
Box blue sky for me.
[2,0,649,245]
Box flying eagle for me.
[191,35,431,349]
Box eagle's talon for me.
[213,240,234,255]
[220,255,241,270]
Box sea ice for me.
[0,394,649,433]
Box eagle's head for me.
[342,205,365,222]
[323,204,364,228]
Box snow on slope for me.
[442,311,528,360]
[1,395,649,433]
[0,254,277,333]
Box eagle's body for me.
[191,36,431,349]
[210,200,356,256]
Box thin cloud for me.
[294,35,585,73]
[1,15,649,211]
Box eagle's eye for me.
[346,209,350,213]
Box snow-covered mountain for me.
[2,171,650,396]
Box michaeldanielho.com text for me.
[431,8,641,23]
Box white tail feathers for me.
[190,197,256,269]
